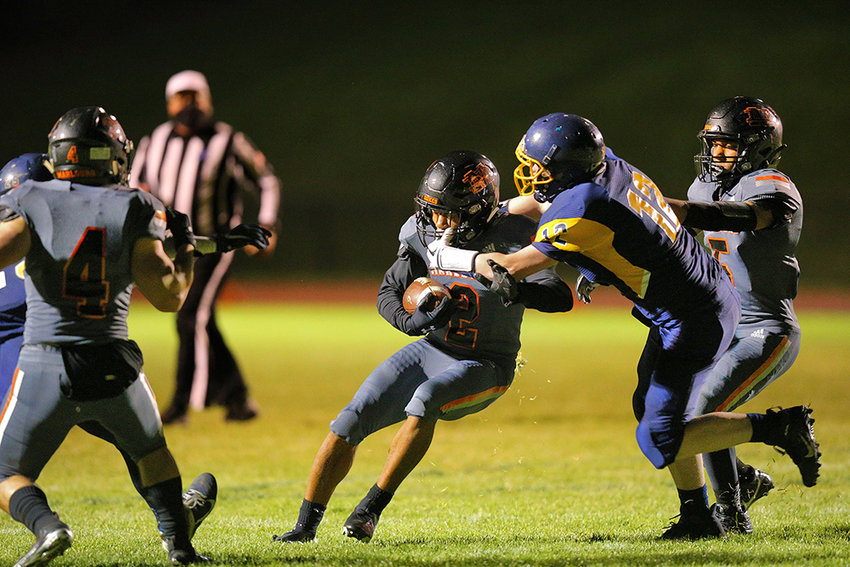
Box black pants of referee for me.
[167,253,248,415]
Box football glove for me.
[216,224,272,253]
[407,296,456,335]
[475,260,518,304]
[575,273,600,304]
[426,228,478,272]
[165,207,195,249]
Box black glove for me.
[475,260,519,304]
[165,207,195,249]
[215,224,272,253]
[407,296,456,335]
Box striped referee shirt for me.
[129,121,280,236]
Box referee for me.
[130,70,281,424]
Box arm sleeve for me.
[749,192,800,228]
[231,132,281,228]
[515,267,574,313]
[376,245,431,336]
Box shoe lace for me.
[183,489,206,509]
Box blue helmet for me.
[0,152,52,195]
[514,113,606,202]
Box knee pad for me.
[635,415,684,470]
[329,408,366,446]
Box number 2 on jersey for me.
[63,227,109,318]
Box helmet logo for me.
[66,145,79,164]
[463,163,493,195]
[742,107,769,128]
[422,194,438,205]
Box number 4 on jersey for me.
[63,227,109,318]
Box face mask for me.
[174,105,209,131]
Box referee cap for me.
[165,70,210,99]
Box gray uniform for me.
[0,180,168,481]
[331,211,570,445]
[686,169,802,413]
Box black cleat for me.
[183,473,217,539]
[711,503,753,535]
[771,405,821,487]
[14,523,73,567]
[162,537,211,565]
[660,508,725,540]
[272,524,316,543]
[342,507,379,542]
[739,467,774,510]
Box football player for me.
[274,150,572,543]
[0,107,243,566]
[656,97,802,535]
[428,113,820,539]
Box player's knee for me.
[405,394,441,421]
[635,418,681,470]
[329,409,366,446]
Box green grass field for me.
[1,302,848,566]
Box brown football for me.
[403,277,451,314]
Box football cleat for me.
[660,508,725,540]
[711,503,753,535]
[272,525,316,543]
[739,467,774,510]
[342,507,380,543]
[771,406,821,487]
[14,522,73,567]
[161,537,211,565]
[183,473,217,539]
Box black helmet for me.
[514,113,606,202]
[415,150,500,245]
[48,106,133,185]
[695,96,785,185]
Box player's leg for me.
[342,356,513,542]
[634,326,724,539]
[694,327,800,521]
[274,340,440,543]
[0,347,77,565]
[95,372,211,564]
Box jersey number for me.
[63,227,109,319]
[627,172,680,242]
[707,237,735,286]
[445,283,480,349]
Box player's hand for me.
[427,228,478,272]
[165,207,195,249]
[575,274,600,304]
[408,295,456,334]
[216,224,272,253]
[243,225,277,257]
[476,259,518,303]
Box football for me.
[403,277,451,314]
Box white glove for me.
[575,273,600,304]
[426,228,478,272]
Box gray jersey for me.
[687,169,801,329]
[0,179,167,344]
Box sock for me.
[677,485,709,514]
[296,499,326,533]
[706,449,741,507]
[8,485,63,535]
[139,476,189,547]
[358,484,394,516]
[747,412,782,445]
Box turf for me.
[1,303,848,566]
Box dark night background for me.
[4,2,849,289]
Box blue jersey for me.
[687,170,801,330]
[532,153,729,325]
[0,261,26,340]
[0,179,167,345]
